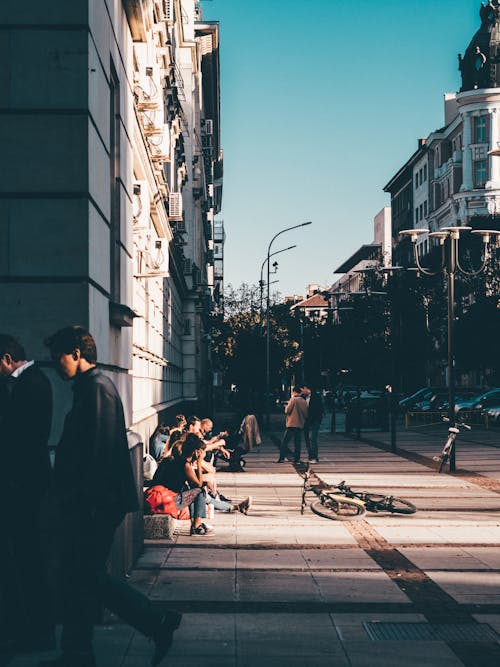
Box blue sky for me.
[202,0,480,296]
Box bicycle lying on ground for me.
[432,418,471,473]
[300,465,417,520]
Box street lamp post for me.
[400,226,498,471]
[259,245,296,323]
[265,221,312,427]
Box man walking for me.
[0,334,54,653]
[43,326,181,667]
[276,386,308,463]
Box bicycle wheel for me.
[311,494,366,521]
[384,497,417,514]
[438,454,448,474]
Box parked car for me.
[455,388,500,415]
[399,387,446,412]
[483,404,500,426]
[424,389,480,412]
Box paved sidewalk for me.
[7,425,500,667]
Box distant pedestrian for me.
[301,382,324,462]
[0,334,54,653]
[276,386,308,463]
[42,326,181,667]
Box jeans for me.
[206,494,233,512]
[309,420,321,460]
[279,427,302,461]
[175,487,206,519]
[59,509,160,659]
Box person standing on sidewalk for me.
[0,334,55,653]
[276,386,308,463]
[43,326,181,667]
[301,382,324,463]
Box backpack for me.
[144,485,189,519]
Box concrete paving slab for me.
[135,547,171,568]
[151,570,236,601]
[426,571,500,604]
[398,547,491,570]
[237,571,321,602]
[236,549,307,570]
[165,547,237,569]
[293,524,358,545]
[465,546,500,568]
[371,525,450,544]
[313,571,411,604]
[302,548,382,570]
[234,612,349,665]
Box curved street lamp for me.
[259,245,296,322]
[265,221,312,427]
[400,225,499,470]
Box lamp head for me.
[429,231,448,245]
[399,229,428,243]
[471,229,500,244]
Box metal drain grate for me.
[364,622,500,642]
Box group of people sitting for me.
[145,414,251,535]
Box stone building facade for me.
[1,0,222,570]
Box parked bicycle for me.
[301,465,416,520]
[432,418,471,473]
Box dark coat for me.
[54,368,139,517]
[0,364,52,496]
[308,391,324,423]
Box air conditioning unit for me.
[134,238,169,279]
[183,258,193,275]
[204,119,213,135]
[169,192,183,220]
[132,180,150,228]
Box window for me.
[475,116,488,143]
[474,159,488,188]
[424,200,428,217]
[415,174,418,188]
[419,203,423,220]
[415,207,419,223]
[423,164,427,181]
[110,61,121,303]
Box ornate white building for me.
[0,0,223,447]
[388,2,500,261]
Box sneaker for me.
[190,522,214,535]
[236,496,252,514]
[274,459,286,463]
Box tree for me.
[211,284,303,408]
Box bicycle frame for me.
[433,421,470,473]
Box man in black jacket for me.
[43,326,181,667]
[0,333,55,653]
[301,383,324,463]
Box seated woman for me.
[153,434,250,535]
[150,422,170,461]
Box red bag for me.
[144,485,189,519]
